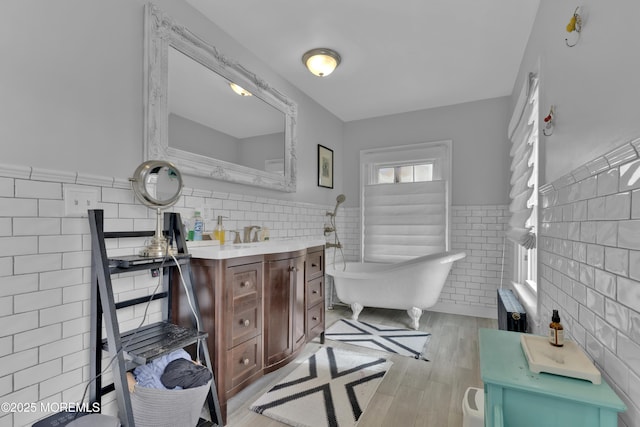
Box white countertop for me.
[187,239,326,260]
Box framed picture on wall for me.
[317,144,334,188]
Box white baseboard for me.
[428,302,497,319]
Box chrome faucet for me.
[243,225,261,243]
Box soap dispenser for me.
[214,216,226,245]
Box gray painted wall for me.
[511,0,640,184]
[343,97,511,206]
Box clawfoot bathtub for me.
[326,251,466,329]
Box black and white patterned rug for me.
[250,346,391,427]
[325,319,431,360]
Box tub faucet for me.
[243,225,261,243]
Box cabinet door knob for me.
[242,358,250,365]
[288,266,297,272]
[311,263,318,267]
[242,319,250,327]
[240,281,249,288]
[312,290,318,294]
[312,316,318,321]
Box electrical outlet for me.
[64,186,99,217]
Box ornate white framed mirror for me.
[144,3,297,192]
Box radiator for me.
[497,289,527,332]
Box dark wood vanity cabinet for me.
[264,252,305,370]
[224,261,263,392]
[305,246,325,340]
[176,245,324,424]
[186,255,265,422]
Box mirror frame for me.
[144,3,297,192]
[130,160,183,208]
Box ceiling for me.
[186,0,540,123]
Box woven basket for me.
[128,380,211,427]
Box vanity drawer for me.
[306,276,324,308]
[305,250,324,279]
[226,335,262,392]
[228,263,261,304]
[306,302,324,338]
[229,302,261,349]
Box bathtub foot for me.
[351,303,363,321]
[407,307,423,330]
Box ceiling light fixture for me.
[229,82,252,96]
[302,48,341,77]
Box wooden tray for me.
[520,334,601,384]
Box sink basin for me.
[187,239,326,260]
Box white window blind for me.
[506,73,539,250]
[363,180,447,263]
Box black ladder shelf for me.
[88,209,222,426]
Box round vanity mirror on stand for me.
[130,160,183,257]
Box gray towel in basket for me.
[161,358,212,389]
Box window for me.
[360,141,451,262]
[376,162,434,183]
[516,244,537,292]
[516,130,538,294]
[507,72,539,322]
[521,208,538,292]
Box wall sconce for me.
[302,48,341,77]
[229,83,252,97]
[565,7,583,47]
[543,106,555,136]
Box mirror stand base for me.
[140,209,175,258]
[140,236,175,258]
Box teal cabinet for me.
[479,329,625,427]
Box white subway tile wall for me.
[0,164,334,426]
[0,163,504,426]
[445,205,509,310]
[539,140,640,427]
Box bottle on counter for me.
[193,210,203,241]
[184,219,194,241]
[549,309,564,347]
[214,216,226,245]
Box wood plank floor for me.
[225,305,497,427]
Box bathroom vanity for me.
[479,328,626,427]
[171,240,325,423]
